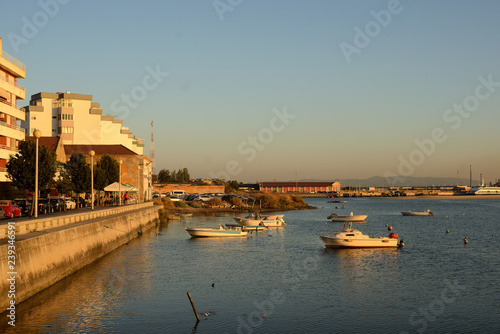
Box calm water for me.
[2,197,500,334]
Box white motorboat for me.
[225,223,267,232]
[185,225,248,237]
[401,209,434,216]
[327,212,367,222]
[320,222,403,249]
[233,213,286,227]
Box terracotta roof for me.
[64,144,138,156]
[259,181,338,187]
[25,136,60,151]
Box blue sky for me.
[2,0,500,183]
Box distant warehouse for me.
[259,181,340,193]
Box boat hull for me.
[233,216,285,227]
[401,211,433,216]
[185,228,248,237]
[329,215,367,222]
[320,235,399,248]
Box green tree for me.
[7,140,58,215]
[66,152,91,209]
[93,154,119,206]
[158,169,171,183]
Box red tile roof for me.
[64,144,137,156]
[25,136,60,151]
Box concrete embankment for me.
[0,203,159,311]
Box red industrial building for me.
[259,181,340,193]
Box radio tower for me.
[150,121,155,175]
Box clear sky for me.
[2,0,500,183]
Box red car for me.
[0,200,22,218]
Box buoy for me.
[445,216,448,219]
[388,226,393,231]
[446,230,450,233]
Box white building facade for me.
[22,91,144,155]
[0,37,26,182]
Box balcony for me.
[0,74,25,99]
[0,99,25,120]
[0,120,25,141]
[0,50,26,78]
[0,143,19,161]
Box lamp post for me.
[34,129,42,218]
[137,165,141,204]
[90,150,95,210]
[119,160,123,206]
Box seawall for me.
[0,204,159,311]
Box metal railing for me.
[0,74,25,91]
[0,144,18,152]
[0,98,25,112]
[0,120,22,131]
[1,50,26,71]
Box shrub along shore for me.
[156,192,316,220]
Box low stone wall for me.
[0,205,159,311]
[0,202,154,239]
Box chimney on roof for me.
[66,90,70,94]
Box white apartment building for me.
[22,91,144,155]
[0,37,26,182]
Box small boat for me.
[225,223,267,232]
[320,222,403,248]
[401,209,434,216]
[327,212,367,222]
[233,213,286,227]
[185,225,248,237]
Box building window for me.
[58,127,74,134]
[58,114,73,120]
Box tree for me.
[66,152,91,209]
[94,154,119,206]
[158,169,171,183]
[7,140,58,215]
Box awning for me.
[104,182,137,192]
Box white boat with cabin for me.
[233,213,286,227]
[185,225,248,237]
[320,222,403,249]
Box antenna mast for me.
[150,121,155,175]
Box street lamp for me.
[90,150,95,210]
[119,160,123,206]
[137,165,141,204]
[34,129,42,218]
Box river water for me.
[2,197,500,333]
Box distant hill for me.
[300,176,480,188]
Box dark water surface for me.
[3,197,500,333]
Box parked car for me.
[0,200,22,218]
[37,198,51,214]
[49,198,65,212]
[15,199,32,216]
[0,207,5,219]
[65,198,76,210]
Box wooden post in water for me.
[187,292,200,322]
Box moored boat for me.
[225,223,267,232]
[327,212,367,222]
[233,213,286,227]
[320,222,403,249]
[401,209,433,216]
[185,225,248,237]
